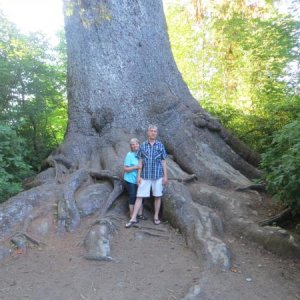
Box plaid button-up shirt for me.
[137,140,167,180]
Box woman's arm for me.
[124,165,140,173]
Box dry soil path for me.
[0,211,299,300]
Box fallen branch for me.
[236,184,266,192]
[258,207,292,226]
[11,232,46,249]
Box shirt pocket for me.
[153,150,161,160]
[142,149,149,159]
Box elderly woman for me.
[123,138,146,219]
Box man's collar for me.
[146,140,157,145]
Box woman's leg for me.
[129,204,134,218]
[130,197,143,222]
[125,181,137,217]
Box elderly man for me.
[125,125,167,227]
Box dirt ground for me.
[0,206,299,300]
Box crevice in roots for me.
[89,170,124,216]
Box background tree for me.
[0,11,67,168]
[0,11,67,200]
[164,0,300,218]
[165,0,300,152]
[261,116,300,212]
[0,124,32,202]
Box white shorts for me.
[137,178,163,198]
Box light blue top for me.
[123,151,139,184]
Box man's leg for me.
[154,197,161,222]
[152,178,163,224]
[137,201,145,219]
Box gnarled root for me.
[0,184,62,239]
[56,168,124,233]
[189,183,300,258]
[57,169,90,232]
[163,181,231,270]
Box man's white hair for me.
[148,125,158,131]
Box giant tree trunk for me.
[62,0,259,186]
[0,0,299,269]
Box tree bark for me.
[61,0,260,184]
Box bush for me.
[0,124,33,202]
[261,117,300,212]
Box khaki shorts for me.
[137,178,163,198]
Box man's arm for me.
[137,159,143,185]
[162,159,168,185]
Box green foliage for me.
[0,11,67,171]
[0,11,67,202]
[165,0,300,213]
[0,124,33,202]
[261,117,300,211]
[165,0,300,152]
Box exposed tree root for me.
[0,184,61,239]
[58,169,90,232]
[0,146,298,274]
[189,183,300,258]
[163,181,231,270]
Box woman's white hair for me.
[130,138,139,144]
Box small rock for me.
[183,284,202,300]
[9,281,17,286]
[246,277,252,282]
